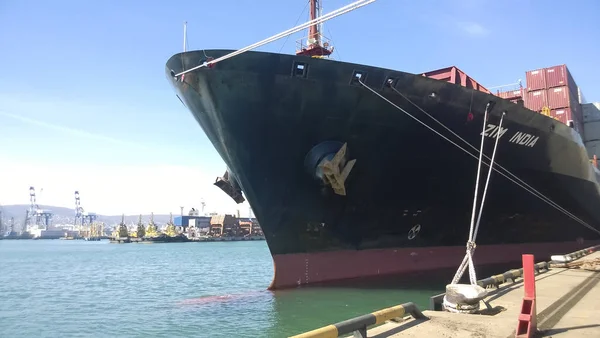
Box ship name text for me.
[509,132,539,148]
[481,123,509,139]
[481,124,539,148]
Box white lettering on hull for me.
[509,132,539,148]
[479,124,540,148]
[480,123,509,139]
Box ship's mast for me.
[296,0,334,57]
[309,0,320,46]
[183,21,187,52]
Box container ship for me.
[165,1,600,289]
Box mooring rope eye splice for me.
[444,108,506,312]
[454,109,506,287]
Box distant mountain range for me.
[0,204,176,227]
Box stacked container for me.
[524,65,583,133]
[496,88,525,105]
[422,66,491,94]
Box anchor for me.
[319,143,356,196]
[214,169,246,204]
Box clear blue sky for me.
[0,0,598,212]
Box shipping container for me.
[551,108,583,133]
[584,120,600,143]
[546,86,583,132]
[496,88,523,100]
[421,66,491,94]
[509,98,525,106]
[550,108,572,125]
[545,64,577,89]
[546,85,584,127]
[525,89,547,112]
[583,103,600,123]
[526,68,546,91]
[547,86,575,109]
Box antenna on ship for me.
[183,21,188,52]
[296,0,334,57]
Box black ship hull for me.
[166,50,600,288]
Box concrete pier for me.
[291,248,600,338]
[369,251,600,337]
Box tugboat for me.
[143,213,190,243]
[135,214,146,239]
[109,215,131,243]
[143,212,159,239]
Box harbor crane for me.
[25,186,53,232]
[74,190,97,231]
[75,190,83,226]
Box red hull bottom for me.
[268,241,600,289]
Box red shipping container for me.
[550,108,571,124]
[525,90,547,112]
[421,66,491,94]
[526,68,546,91]
[545,64,577,89]
[551,108,583,133]
[547,86,574,109]
[497,88,523,100]
[509,98,524,105]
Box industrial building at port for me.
[0,187,263,241]
[175,209,264,238]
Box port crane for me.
[74,191,99,237]
[74,191,98,225]
[25,186,53,233]
[74,190,83,226]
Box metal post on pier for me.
[516,254,537,338]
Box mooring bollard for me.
[442,283,487,314]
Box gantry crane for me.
[74,190,98,236]
[25,186,53,233]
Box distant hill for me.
[0,204,174,227]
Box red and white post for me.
[515,254,537,337]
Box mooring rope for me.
[452,111,506,285]
[389,86,592,231]
[173,0,377,78]
[357,79,600,236]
